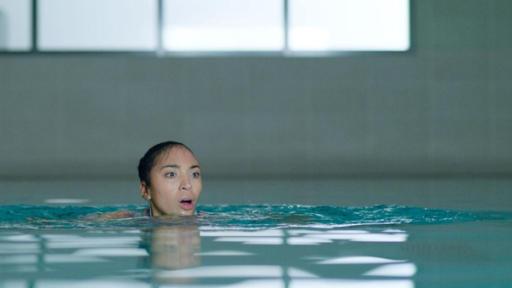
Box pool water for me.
[0,204,511,288]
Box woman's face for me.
[141,146,202,216]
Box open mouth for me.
[179,198,194,210]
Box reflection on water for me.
[364,263,417,277]
[150,225,201,278]
[0,225,417,288]
[0,204,511,287]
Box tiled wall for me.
[0,0,511,177]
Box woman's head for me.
[138,141,202,217]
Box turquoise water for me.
[0,205,511,287]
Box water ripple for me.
[0,204,510,230]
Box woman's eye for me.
[193,172,201,178]
[164,172,176,177]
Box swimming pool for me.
[1,178,511,287]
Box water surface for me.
[0,204,511,288]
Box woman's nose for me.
[180,175,192,190]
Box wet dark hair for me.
[137,141,194,187]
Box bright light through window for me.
[0,0,31,51]
[38,0,157,51]
[289,0,410,51]
[163,0,284,51]
[2,0,410,54]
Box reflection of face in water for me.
[150,225,201,270]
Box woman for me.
[98,141,202,219]
[138,141,202,217]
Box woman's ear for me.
[140,182,151,200]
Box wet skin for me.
[140,146,202,217]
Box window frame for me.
[0,0,413,57]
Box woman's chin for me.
[152,206,196,217]
[178,209,195,216]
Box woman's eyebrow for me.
[159,164,179,170]
[160,164,200,170]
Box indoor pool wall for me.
[1,177,511,211]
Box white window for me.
[0,0,32,51]
[289,0,410,51]
[38,0,157,51]
[163,0,284,51]
[2,0,410,54]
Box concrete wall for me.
[0,0,511,178]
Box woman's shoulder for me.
[97,210,136,220]
[87,208,148,220]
